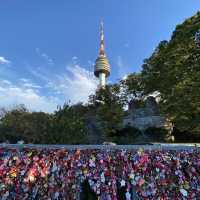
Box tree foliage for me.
[0,105,53,143]
[141,12,200,134]
[0,104,88,144]
[89,85,124,141]
[120,72,145,103]
[50,103,88,144]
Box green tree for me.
[0,105,53,143]
[141,12,200,134]
[89,85,124,141]
[120,72,145,104]
[50,103,89,144]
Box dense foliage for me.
[141,12,200,134]
[0,105,53,143]
[0,104,88,144]
[89,85,124,141]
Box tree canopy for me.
[141,12,200,134]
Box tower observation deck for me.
[94,21,110,88]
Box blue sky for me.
[0,1,200,112]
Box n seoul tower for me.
[94,21,110,88]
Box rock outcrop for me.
[123,97,165,130]
[123,96,174,143]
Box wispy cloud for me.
[0,56,10,65]
[35,48,54,65]
[30,59,98,105]
[117,56,123,68]
[72,56,78,61]
[0,56,98,112]
[116,56,129,79]
[53,64,98,103]
[19,78,42,89]
[1,80,12,85]
[71,56,79,65]
[0,79,59,113]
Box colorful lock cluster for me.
[0,147,200,199]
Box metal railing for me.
[0,143,199,151]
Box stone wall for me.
[123,96,168,131]
[123,115,166,131]
[123,96,174,143]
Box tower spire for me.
[99,20,105,56]
[94,20,110,88]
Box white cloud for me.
[19,78,30,82]
[0,79,59,113]
[117,56,123,68]
[1,80,12,85]
[72,56,78,60]
[41,53,54,65]
[116,56,128,79]
[22,83,42,89]
[122,75,128,80]
[0,57,98,112]
[35,48,54,65]
[30,62,98,104]
[54,64,98,103]
[0,56,10,64]
[19,78,42,89]
[72,56,79,65]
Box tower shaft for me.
[99,73,106,87]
